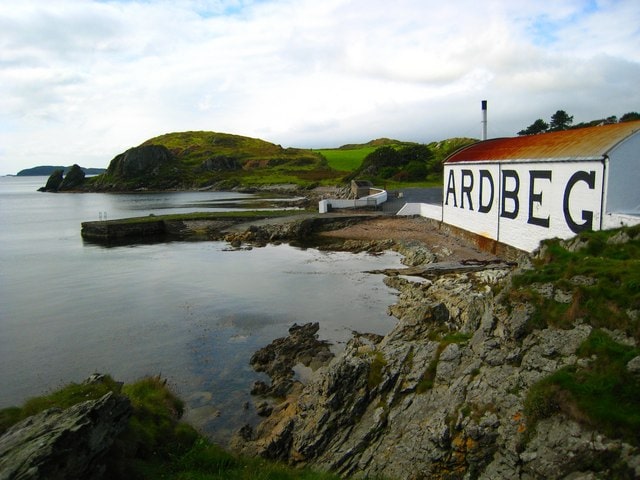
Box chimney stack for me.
[481,100,488,141]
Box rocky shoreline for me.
[225,221,640,479]
[5,214,639,479]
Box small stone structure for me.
[350,180,373,198]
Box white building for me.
[441,121,640,252]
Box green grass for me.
[524,329,640,446]
[145,438,341,480]
[316,147,378,171]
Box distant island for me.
[18,165,106,176]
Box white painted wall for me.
[318,189,387,213]
[442,160,605,252]
[442,163,500,240]
[397,202,442,219]
[602,213,640,229]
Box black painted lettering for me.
[445,169,457,207]
[460,169,474,210]
[500,170,519,219]
[563,170,595,233]
[528,170,552,228]
[478,169,494,213]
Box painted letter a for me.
[445,169,457,207]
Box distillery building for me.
[441,121,640,252]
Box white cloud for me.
[1,0,639,174]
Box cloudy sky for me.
[1,0,639,174]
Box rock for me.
[256,401,274,417]
[59,164,86,190]
[38,169,64,192]
[396,240,437,266]
[628,356,640,379]
[251,381,271,396]
[106,144,175,178]
[0,392,132,480]
[249,322,334,397]
[199,156,242,171]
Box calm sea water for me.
[0,176,402,442]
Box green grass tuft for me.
[0,375,123,435]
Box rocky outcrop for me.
[0,392,131,480]
[199,156,242,172]
[37,169,64,192]
[38,164,87,192]
[59,164,86,190]
[249,322,334,398]
[233,251,640,479]
[106,144,175,178]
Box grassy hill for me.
[317,138,419,172]
[317,137,477,188]
[89,131,341,191]
[86,131,477,191]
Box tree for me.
[549,110,574,131]
[620,112,640,123]
[518,119,549,136]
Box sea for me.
[0,176,403,443]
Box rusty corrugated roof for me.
[445,120,640,163]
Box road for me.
[382,187,442,214]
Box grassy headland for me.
[87,131,343,191]
[79,131,476,192]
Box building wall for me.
[442,160,605,252]
[604,133,640,215]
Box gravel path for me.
[320,216,499,261]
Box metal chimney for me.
[481,100,488,140]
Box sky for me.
[1,0,639,174]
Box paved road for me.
[382,187,442,214]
